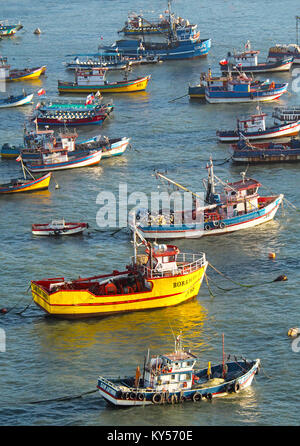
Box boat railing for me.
[135,252,206,278]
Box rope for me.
[25,389,98,404]
[207,262,287,288]
[168,93,189,103]
[204,273,217,298]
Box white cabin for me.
[143,345,197,393]
[237,111,267,132]
[76,67,108,86]
[224,178,260,217]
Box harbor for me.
[0,0,300,429]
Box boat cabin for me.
[143,343,197,393]
[228,50,259,67]
[75,67,108,86]
[145,244,180,274]
[224,178,261,217]
[237,111,267,133]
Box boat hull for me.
[112,38,211,60]
[217,120,300,142]
[0,93,34,108]
[32,222,88,236]
[97,359,260,406]
[231,140,300,163]
[0,24,23,36]
[26,150,102,172]
[205,83,288,103]
[31,262,208,319]
[221,57,293,73]
[0,172,51,194]
[130,195,283,239]
[6,66,46,82]
[58,76,151,94]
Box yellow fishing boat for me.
[58,67,151,94]
[0,171,51,193]
[0,57,46,81]
[31,226,208,319]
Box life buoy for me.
[152,393,163,404]
[192,392,202,402]
[233,381,240,393]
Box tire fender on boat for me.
[206,393,213,400]
[152,392,163,404]
[233,380,240,393]
[137,393,145,401]
[219,222,225,229]
[192,392,202,402]
[204,224,210,231]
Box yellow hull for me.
[31,263,208,319]
[8,66,46,82]
[0,173,51,194]
[58,76,150,94]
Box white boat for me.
[217,106,300,142]
[32,219,89,236]
[0,92,33,108]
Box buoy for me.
[268,252,276,259]
[288,327,300,337]
[34,28,41,35]
[273,275,287,282]
[0,308,7,314]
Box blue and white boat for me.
[97,334,261,406]
[0,92,33,108]
[231,137,300,163]
[128,159,283,239]
[204,72,288,103]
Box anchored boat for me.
[0,158,51,194]
[97,334,260,406]
[32,219,89,236]
[217,106,300,142]
[129,159,283,239]
[220,40,293,73]
[58,67,151,94]
[0,56,46,82]
[0,92,34,108]
[231,137,300,163]
[30,226,208,319]
[268,17,300,64]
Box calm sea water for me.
[0,0,300,427]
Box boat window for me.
[171,374,176,380]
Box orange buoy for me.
[268,252,276,259]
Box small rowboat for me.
[6,66,46,82]
[0,21,23,36]
[97,335,260,407]
[58,67,151,94]
[0,92,34,108]
[32,220,89,236]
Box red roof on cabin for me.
[225,178,261,191]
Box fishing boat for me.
[0,20,23,36]
[219,41,293,73]
[128,160,283,239]
[231,136,300,163]
[30,226,208,319]
[97,334,260,406]
[107,1,210,61]
[58,67,151,94]
[0,56,46,82]
[217,106,300,142]
[1,125,129,160]
[81,135,131,158]
[0,158,51,194]
[35,102,113,126]
[188,72,226,99]
[0,92,34,108]
[203,70,288,103]
[32,219,89,236]
[25,147,102,172]
[119,1,196,36]
[268,16,300,64]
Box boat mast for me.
[297,16,300,46]
[205,157,216,203]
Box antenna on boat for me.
[296,16,300,46]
